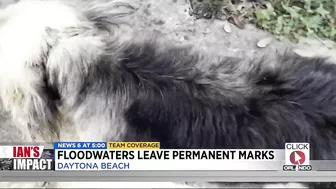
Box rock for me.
[257,37,273,48]
[223,21,232,33]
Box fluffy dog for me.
[0,0,335,188]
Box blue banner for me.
[54,142,107,149]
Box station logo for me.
[283,143,312,171]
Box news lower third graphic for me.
[0,147,54,171]
[0,142,316,172]
[283,143,312,171]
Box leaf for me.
[302,0,312,11]
[275,21,283,34]
[300,15,322,30]
[282,26,292,35]
[315,4,330,18]
[265,2,274,12]
[281,3,300,18]
[261,21,271,29]
[257,37,273,48]
[231,15,245,29]
[254,9,272,20]
[292,6,303,12]
[331,27,336,39]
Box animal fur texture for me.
[0,0,335,188]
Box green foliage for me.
[252,0,336,43]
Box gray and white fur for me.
[0,0,335,188]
